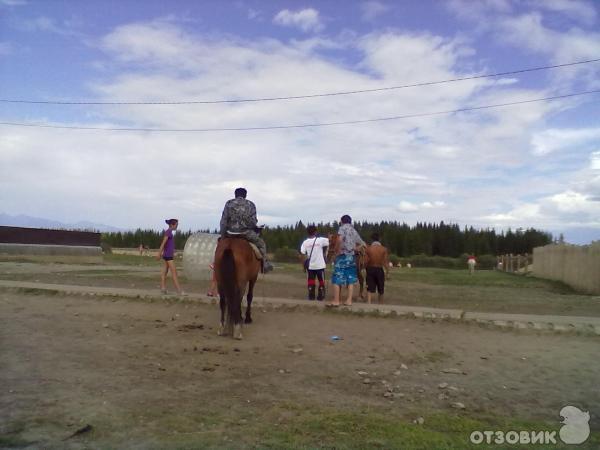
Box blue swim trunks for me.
[332,254,357,286]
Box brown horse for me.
[214,237,261,340]
[327,234,367,300]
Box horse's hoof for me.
[233,324,243,340]
[244,316,253,324]
[217,324,226,336]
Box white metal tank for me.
[183,232,219,281]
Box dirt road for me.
[1,291,598,449]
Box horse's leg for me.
[233,292,243,339]
[357,266,365,300]
[232,280,244,340]
[217,292,227,336]
[245,278,256,324]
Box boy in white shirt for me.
[300,225,329,300]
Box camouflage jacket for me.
[219,197,258,236]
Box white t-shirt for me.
[300,236,329,270]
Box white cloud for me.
[273,8,323,33]
[549,190,594,213]
[448,1,600,91]
[591,151,600,170]
[529,0,597,25]
[482,189,600,229]
[361,1,390,22]
[397,200,445,213]
[483,203,541,223]
[2,19,598,238]
[497,12,600,62]
[397,201,419,213]
[531,128,600,155]
[17,16,78,35]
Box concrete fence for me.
[533,243,600,294]
[0,226,103,263]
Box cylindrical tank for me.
[183,232,219,280]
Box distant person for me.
[364,232,390,304]
[157,219,185,295]
[300,225,329,301]
[328,215,365,307]
[219,187,273,273]
[139,244,144,256]
[467,255,476,274]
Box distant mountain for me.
[0,213,122,232]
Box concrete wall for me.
[0,226,100,246]
[533,243,600,294]
[0,243,103,264]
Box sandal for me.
[325,303,340,308]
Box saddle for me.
[225,231,263,260]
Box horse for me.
[213,236,261,340]
[327,234,367,300]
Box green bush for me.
[475,254,497,270]
[273,246,301,263]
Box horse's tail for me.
[221,248,242,324]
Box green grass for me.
[12,399,591,450]
[388,267,575,292]
[146,406,599,449]
[273,263,573,292]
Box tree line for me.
[101,221,552,257]
[263,221,551,257]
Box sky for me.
[0,0,599,243]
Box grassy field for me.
[2,255,599,316]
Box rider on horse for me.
[219,187,274,273]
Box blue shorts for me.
[332,254,357,286]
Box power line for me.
[1,89,597,132]
[1,58,599,105]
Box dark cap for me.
[165,218,178,225]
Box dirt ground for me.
[1,288,599,449]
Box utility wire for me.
[1,89,597,132]
[1,58,599,105]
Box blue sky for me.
[1,0,599,243]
